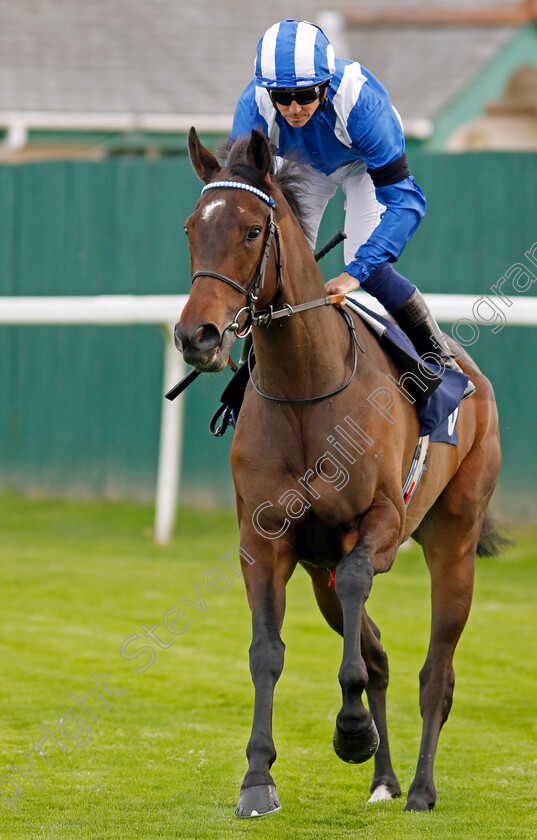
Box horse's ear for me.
[188,127,220,184]
[246,129,272,178]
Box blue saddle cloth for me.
[347,299,469,445]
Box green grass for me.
[0,494,535,839]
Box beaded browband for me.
[201,181,275,207]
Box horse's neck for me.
[251,217,351,401]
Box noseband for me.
[191,181,283,336]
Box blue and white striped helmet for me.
[255,19,335,89]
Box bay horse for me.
[175,128,502,817]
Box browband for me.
[201,181,275,207]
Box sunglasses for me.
[269,85,322,107]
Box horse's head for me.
[175,128,280,372]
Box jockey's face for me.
[274,97,321,128]
[269,85,327,128]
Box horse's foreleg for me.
[301,564,400,801]
[236,536,296,819]
[333,500,401,766]
[333,545,378,763]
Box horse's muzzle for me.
[174,320,227,371]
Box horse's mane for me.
[222,137,310,238]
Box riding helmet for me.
[254,19,335,89]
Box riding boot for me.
[390,289,476,400]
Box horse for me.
[175,127,502,817]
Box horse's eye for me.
[247,225,262,241]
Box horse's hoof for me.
[235,784,281,818]
[333,719,379,764]
[404,783,436,812]
[368,783,400,802]
[404,798,435,812]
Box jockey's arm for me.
[326,100,426,295]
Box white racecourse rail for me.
[1,292,536,544]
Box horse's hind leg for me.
[362,611,401,801]
[407,508,480,811]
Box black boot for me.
[391,289,476,400]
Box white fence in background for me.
[0,295,186,545]
[1,292,536,543]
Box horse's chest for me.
[239,439,374,561]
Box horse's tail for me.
[476,511,511,557]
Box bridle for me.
[191,181,283,337]
[190,179,361,406]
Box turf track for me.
[0,496,535,839]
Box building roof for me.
[0,0,527,131]
[344,22,517,123]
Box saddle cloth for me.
[345,297,468,445]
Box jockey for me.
[230,19,474,398]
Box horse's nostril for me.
[191,322,221,352]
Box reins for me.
[247,305,362,406]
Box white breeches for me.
[275,157,384,265]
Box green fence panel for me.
[0,159,234,505]
[399,152,537,297]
